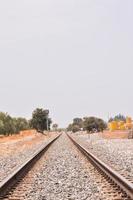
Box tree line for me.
[67,117,107,133]
[0,108,52,135]
[67,114,127,133]
[0,109,126,135]
[0,112,30,135]
[108,114,126,122]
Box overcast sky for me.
[0,0,133,127]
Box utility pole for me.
[45,110,49,131]
[47,118,48,131]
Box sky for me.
[0,0,133,127]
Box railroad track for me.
[0,133,133,200]
[67,134,133,200]
[0,134,60,199]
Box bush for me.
[0,112,30,135]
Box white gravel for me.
[72,133,133,182]
[13,133,103,200]
[0,134,57,183]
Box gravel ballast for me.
[7,133,106,200]
[26,134,103,200]
[3,133,126,200]
[0,133,57,183]
[72,133,133,182]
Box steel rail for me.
[67,134,133,199]
[0,134,60,197]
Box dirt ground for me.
[0,130,57,156]
[0,130,56,143]
[100,130,129,139]
[74,130,130,139]
[0,130,36,143]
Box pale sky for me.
[0,0,133,127]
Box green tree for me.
[48,118,52,130]
[83,117,107,133]
[67,124,73,132]
[4,115,16,135]
[67,118,83,132]
[52,123,58,131]
[13,117,30,133]
[0,112,30,135]
[0,112,7,135]
[109,114,126,122]
[30,108,51,133]
[0,112,15,135]
[73,118,83,128]
[96,118,107,132]
[71,124,81,132]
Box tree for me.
[67,118,83,132]
[83,117,107,133]
[67,116,107,133]
[73,118,83,128]
[0,112,15,135]
[0,112,30,135]
[4,115,16,135]
[67,122,81,133]
[71,124,81,132]
[13,118,30,133]
[109,114,126,122]
[52,123,58,131]
[0,112,7,135]
[48,118,52,130]
[67,124,73,132]
[30,108,50,133]
[96,118,107,132]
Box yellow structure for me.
[108,121,118,131]
[126,117,132,124]
[108,116,133,131]
[118,121,126,130]
[125,117,132,129]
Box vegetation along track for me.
[0,133,133,200]
[0,134,60,199]
[68,134,133,200]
